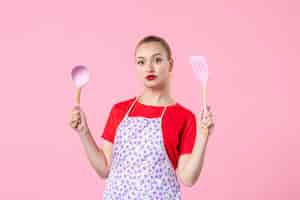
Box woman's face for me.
[135,42,173,89]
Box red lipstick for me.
[146,74,157,80]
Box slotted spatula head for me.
[189,56,209,86]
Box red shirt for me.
[101,97,197,170]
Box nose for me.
[145,62,155,72]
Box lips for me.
[146,74,157,80]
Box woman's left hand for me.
[196,106,214,137]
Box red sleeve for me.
[101,104,118,143]
[178,112,197,155]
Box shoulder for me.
[172,102,196,120]
[111,97,136,112]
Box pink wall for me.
[0,0,299,199]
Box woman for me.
[69,35,214,199]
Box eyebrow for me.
[136,53,161,59]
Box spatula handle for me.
[202,83,208,115]
[76,88,81,105]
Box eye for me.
[155,57,162,63]
[137,60,144,65]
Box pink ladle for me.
[71,65,90,105]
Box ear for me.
[169,58,174,72]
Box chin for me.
[144,82,157,88]
[143,81,164,89]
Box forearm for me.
[181,127,209,186]
[79,130,109,179]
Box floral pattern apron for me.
[103,96,182,200]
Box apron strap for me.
[160,105,168,122]
[126,95,169,120]
[125,96,139,117]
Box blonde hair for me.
[135,35,172,59]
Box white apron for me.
[103,96,182,199]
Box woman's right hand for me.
[69,105,90,135]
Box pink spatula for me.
[71,65,90,105]
[189,56,209,115]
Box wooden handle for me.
[202,83,208,114]
[76,87,81,105]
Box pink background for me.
[1,0,299,199]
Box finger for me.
[70,116,81,124]
[203,109,212,116]
[205,110,213,117]
[70,120,79,128]
[72,111,80,116]
[71,115,80,121]
[73,104,81,109]
[71,117,80,124]
[78,124,85,132]
[207,120,213,125]
[72,108,80,114]
[72,107,81,114]
[207,120,213,127]
[206,113,213,120]
[72,110,80,116]
[70,119,81,123]
[198,110,204,119]
[197,111,202,118]
[203,120,210,127]
[205,117,212,123]
[203,114,210,120]
[70,111,80,120]
[72,113,81,119]
[207,105,211,111]
[207,110,212,115]
[73,122,79,129]
[77,122,87,133]
[197,114,204,122]
[79,110,87,123]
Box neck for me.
[139,81,175,106]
